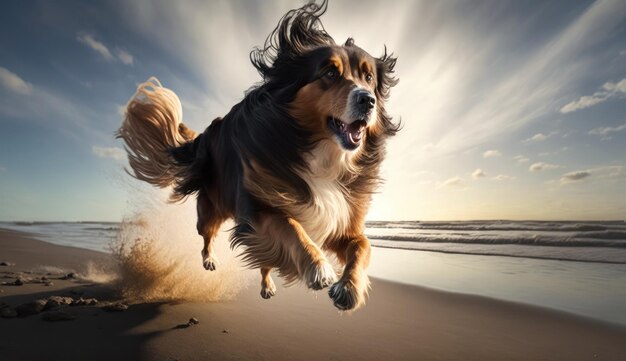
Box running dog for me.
[117,1,399,310]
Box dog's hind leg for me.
[197,193,223,271]
[260,267,276,299]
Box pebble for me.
[70,297,99,306]
[0,261,15,266]
[13,278,24,286]
[15,299,47,317]
[71,298,85,306]
[188,317,200,325]
[44,281,54,287]
[41,311,76,322]
[44,296,74,310]
[102,302,128,312]
[222,329,230,334]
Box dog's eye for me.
[325,68,339,81]
[365,73,373,83]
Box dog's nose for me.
[355,90,375,112]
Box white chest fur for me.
[295,141,352,245]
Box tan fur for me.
[116,78,196,198]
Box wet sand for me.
[1,228,625,361]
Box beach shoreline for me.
[1,227,625,361]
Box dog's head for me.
[251,1,399,152]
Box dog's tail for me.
[116,77,200,201]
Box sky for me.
[0,0,625,222]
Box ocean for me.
[2,220,626,326]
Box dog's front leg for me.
[249,215,337,291]
[327,235,371,311]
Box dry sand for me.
[0,227,625,361]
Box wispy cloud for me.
[529,162,560,172]
[77,34,114,60]
[483,150,501,158]
[0,67,32,95]
[513,155,530,164]
[77,33,134,65]
[438,176,465,189]
[472,169,486,179]
[493,174,515,181]
[92,146,125,161]
[588,123,626,139]
[116,49,134,65]
[560,77,626,113]
[523,131,558,143]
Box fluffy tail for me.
[116,78,198,201]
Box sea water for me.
[2,220,626,326]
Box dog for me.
[116,1,399,311]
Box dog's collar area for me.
[327,116,366,150]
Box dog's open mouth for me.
[328,116,367,150]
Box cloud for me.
[0,67,32,95]
[493,174,515,181]
[92,146,126,161]
[560,77,626,113]
[523,131,558,143]
[438,176,465,189]
[513,155,530,164]
[77,33,134,65]
[77,34,114,60]
[529,162,560,172]
[483,150,501,158]
[558,166,625,185]
[472,169,486,179]
[560,171,591,184]
[524,133,547,142]
[116,49,134,65]
[588,123,626,138]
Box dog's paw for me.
[201,250,219,271]
[328,280,364,311]
[260,278,277,300]
[305,261,337,290]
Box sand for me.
[0,228,625,361]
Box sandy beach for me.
[1,228,625,361]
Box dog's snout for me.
[355,90,375,113]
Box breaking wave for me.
[365,220,626,264]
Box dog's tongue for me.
[346,121,364,142]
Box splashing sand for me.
[110,192,253,303]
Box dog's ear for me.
[376,46,399,101]
[344,37,355,47]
